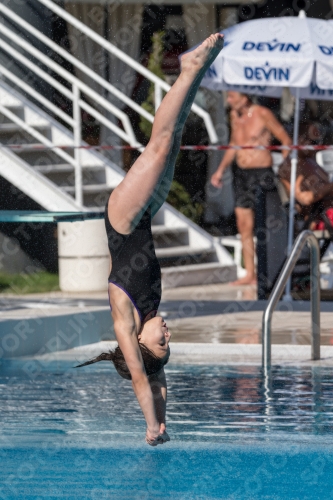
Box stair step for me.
[0,124,49,132]
[151,225,187,236]
[0,103,24,110]
[62,184,114,194]
[8,143,73,152]
[0,103,25,124]
[0,91,22,107]
[155,245,215,259]
[35,164,105,174]
[83,206,106,213]
[161,262,237,289]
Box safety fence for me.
[2,144,333,151]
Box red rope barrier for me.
[2,143,333,151]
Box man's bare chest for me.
[232,117,269,144]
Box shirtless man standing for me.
[211,91,292,285]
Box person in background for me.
[211,91,292,285]
[279,122,333,230]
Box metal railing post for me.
[155,84,162,112]
[262,230,321,369]
[72,83,83,207]
[310,236,321,360]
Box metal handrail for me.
[24,0,218,143]
[262,230,321,369]
[0,19,141,206]
[0,0,219,207]
[0,66,74,127]
[0,27,136,141]
[0,0,218,137]
[0,3,154,125]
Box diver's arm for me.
[113,317,161,443]
[149,368,170,442]
[149,368,167,425]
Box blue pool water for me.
[1,360,333,499]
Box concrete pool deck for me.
[1,283,332,361]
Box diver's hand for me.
[145,427,161,446]
[145,426,170,446]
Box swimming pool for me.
[1,360,333,499]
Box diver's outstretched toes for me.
[180,33,224,77]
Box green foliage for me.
[167,180,203,224]
[0,271,59,294]
[139,31,165,139]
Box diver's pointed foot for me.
[180,33,224,78]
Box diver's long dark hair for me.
[75,343,169,380]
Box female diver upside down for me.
[76,34,224,446]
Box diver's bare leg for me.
[109,33,224,233]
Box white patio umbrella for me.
[200,11,333,298]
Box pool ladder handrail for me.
[262,230,321,369]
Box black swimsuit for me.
[105,202,161,323]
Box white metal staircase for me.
[0,0,236,288]
[0,82,124,211]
